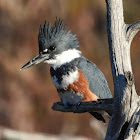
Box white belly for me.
[59,91,83,106]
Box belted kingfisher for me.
[20,18,112,123]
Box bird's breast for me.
[57,69,98,105]
[50,66,79,89]
[59,91,83,105]
[50,66,98,105]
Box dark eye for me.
[49,45,56,51]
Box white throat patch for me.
[44,49,81,69]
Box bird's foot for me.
[56,102,64,106]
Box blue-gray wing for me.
[75,57,112,99]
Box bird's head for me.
[20,18,81,70]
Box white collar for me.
[44,49,81,69]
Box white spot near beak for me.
[43,49,48,52]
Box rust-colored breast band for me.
[57,70,98,101]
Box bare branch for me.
[105,0,139,139]
[52,98,114,114]
[124,101,140,139]
[126,21,140,43]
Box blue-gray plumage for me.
[20,18,112,123]
[50,56,112,99]
[75,57,112,99]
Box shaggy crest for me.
[38,18,79,53]
[38,18,67,40]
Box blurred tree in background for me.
[0,0,139,139]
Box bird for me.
[20,18,112,123]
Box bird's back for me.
[70,56,112,99]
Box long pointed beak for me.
[20,54,48,70]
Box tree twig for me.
[52,98,114,114]
[126,21,140,43]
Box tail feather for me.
[89,112,106,123]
